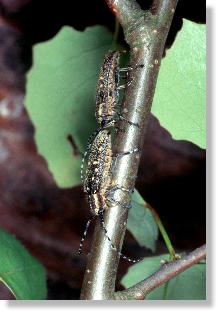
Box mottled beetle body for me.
[83,130,112,215]
[79,129,140,262]
[95,51,120,128]
[95,50,140,129]
[87,194,106,218]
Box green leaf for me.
[127,189,158,252]
[0,228,47,300]
[121,254,206,300]
[25,21,205,187]
[25,26,113,187]
[152,20,206,149]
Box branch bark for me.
[115,244,206,300]
[80,0,178,300]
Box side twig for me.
[115,244,206,300]
[80,0,178,300]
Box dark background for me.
[0,0,206,300]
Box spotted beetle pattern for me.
[83,130,112,215]
[79,130,140,263]
[95,51,140,129]
[83,130,112,194]
[95,51,120,128]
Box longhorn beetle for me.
[79,129,140,263]
[95,50,141,129]
[81,50,142,184]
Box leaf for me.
[127,189,158,252]
[25,26,113,187]
[121,254,206,300]
[0,228,47,300]
[25,21,205,187]
[152,20,206,149]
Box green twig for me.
[150,207,176,260]
[162,281,169,299]
[113,18,120,45]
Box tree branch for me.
[106,0,143,27]
[115,244,206,300]
[80,0,178,300]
